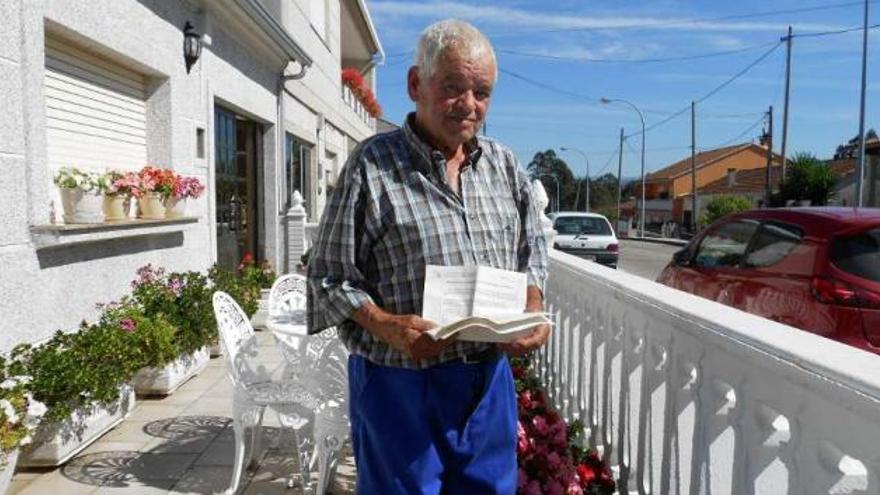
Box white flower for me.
[0,399,18,425]
[19,435,31,446]
[0,379,17,390]
[26,395,47,420]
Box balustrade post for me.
[285,191,308,273]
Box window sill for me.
[30,217,199,249]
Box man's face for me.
[408,50,496,151]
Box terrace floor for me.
[9,332,357,494]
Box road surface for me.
[617,240,682,281]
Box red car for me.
[657,207,880,354]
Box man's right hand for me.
[352,304,453,361]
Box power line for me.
[496,40,778,64]
[792,22,880,38]
[488,1,876,37]
[711,114,767,148]
[625,41,782,139]
[498,67,596,100]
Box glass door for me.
[214,107,260,270]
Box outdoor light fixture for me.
[183,21,202,74]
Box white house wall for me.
[0,0,285,351]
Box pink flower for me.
[546,480,564,495]
[524,480,542,495]
[119,318,136,332]
[167,277,183,295]
[517,468,528,490]
[546,452,562,470]
[532,415,550,436]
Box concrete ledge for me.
[620,236,689,248]
[30,217,199,249]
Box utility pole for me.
[616,128,624,230]
[765,106,774,205]
[856,0,870,207]
[781,26,793,180]
[691,101,697,232]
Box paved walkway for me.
[9,332,356,494]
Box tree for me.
[527,150,578,211]
[778,152,836,205]
[702,195,752,227]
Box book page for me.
[471,265,528,318]
[422,265,477,326]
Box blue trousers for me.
[347,353,517,495]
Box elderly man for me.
[307,19,549,494]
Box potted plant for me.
[165,174,205,218]
[136,166,175,219]
[103,170,138,221]
[127,265,213,394]
[53,167,108,224]
[9,318,144,467]
[0,361,47,491]
[237,253,278,330]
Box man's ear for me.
[407,66,421,102]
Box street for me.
[617,239,683,280]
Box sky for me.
[367,0,879,180]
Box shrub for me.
[0,359,46,467]
[99,302,178,369]
[777,152,836,206]
[129,265,215,355]
[7,320,144,423]
[512,357,615,495]
[701,195,753,228]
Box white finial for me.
[532,180,556,247]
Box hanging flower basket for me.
[342,68,382,118]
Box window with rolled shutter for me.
[44,36,148,171]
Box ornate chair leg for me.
[228,410,248,494]
[246,406,266,470]
[315,435,343,495]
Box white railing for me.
[539,250,880,495]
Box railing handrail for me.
[549,250,880,400]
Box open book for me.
[422,265,552,343]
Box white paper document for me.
[422,265,552,343]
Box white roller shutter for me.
[44,37,147,171]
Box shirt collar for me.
[402,113,483,177]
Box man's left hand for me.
[499,284,549,356]
[498,322,550,356]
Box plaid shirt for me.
[307,115,549,369]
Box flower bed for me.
[17,385,135,467]
[512,358,615,495]
[131,346,209,396]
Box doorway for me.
[215,106,261,271]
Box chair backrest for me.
[212,291,256,386]
[268,273,308,323]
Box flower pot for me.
[250,288,272,331]
[208,341,224,358]
[18,384,135,467]
[131,346,209,396]
[0,449,18,493]
[60,188,105,224]
[103,195,131,221]
[138,192,166,219]
[164,196,188,219]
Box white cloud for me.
[369,1,843,34]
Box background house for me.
[636,143,783,228]
[830,140,880,207]
[0,0,383,351]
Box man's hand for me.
[499,284,550,356]
[352,304,454,360]
[499,323,550,356]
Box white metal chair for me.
[212,291,320,495]
[267,274,350,495]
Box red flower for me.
[577,464,596,485]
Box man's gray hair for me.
[414,19,497,82]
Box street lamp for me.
[537,172,561,213]
[559,147,590,212]
[601,97,646,238]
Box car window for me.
[831,227,880,283]
[553,216,612,236]
[694,219,759,268]
[744,222,803,268]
